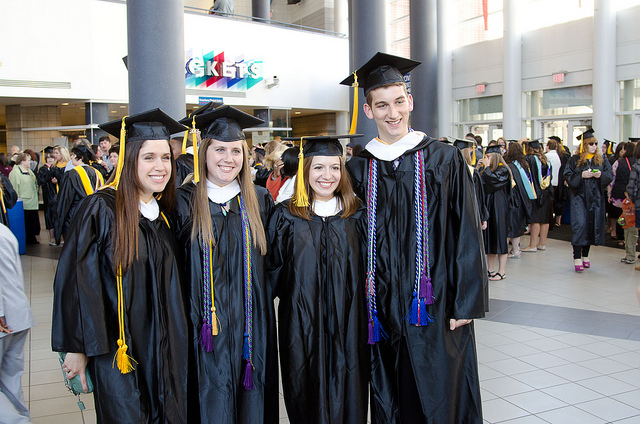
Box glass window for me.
[525,86,593,117]
[458,95,503,121]
[620,79,640,111]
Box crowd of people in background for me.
[446,129,640,278]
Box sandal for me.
[489,273,506,281]
[488,270,497,278]
[508,250,521,259]
[582,258,590,268]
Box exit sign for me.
[553,73,565,83]
[476,84,486,93]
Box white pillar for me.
[592,0,616,139]
[437,0,452,138]
[502,0,522,139]
[336,111,349,136]
[334,0,348,36]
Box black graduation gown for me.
[174,154,194,187]
[51,189,189,423]
[347,136,486,424]
[1,175,18,227]
[173,183,278,424]
[55,165,101,241]
[553,154,570,215]
[471,168,489,223]
[506,162,532,238]
[267,202,369,424]
[564,156,614,246]
[527,155,553,223]
[481,165,511,255]
[37,165,58,229]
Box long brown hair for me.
[504,142,529,170]
[288,155,359,220]
[191,138,267,254]
[525,144,548,166]
[576,137,604,167]
[113,139,177,273]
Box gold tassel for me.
[472,147,477,165]
[113,265,137,374]
[522,143,526,155]
[182,130,188,155]
[607,143,613,155]
[293,137,309,207]
[349,72,359,135]
[192,117,200,183]
[208,239,220,336]
[112,116,128,190]
[211,306,220,336]
[579,135,584,154]
[0,188,5,213]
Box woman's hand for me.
[62,353,89,392]
[592,170,602,179]
[581,170,593,179]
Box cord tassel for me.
[349,72,359,134]
[418,274,428,298]
[372,312,386,342]
[419,300,434,326]
[293,138,309,207]
[408,292,420,325]
[198,321,214,352]
[242,333,250,360]
[210,307,220,336]
[367,320,374,345]
[114,339,137,374]
[243,361,253,391]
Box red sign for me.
[553,73,565,83]
[476,84,486,93]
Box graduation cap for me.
[629,137,640,143]
[437,137,452,144]
[576,128,595,141]
[282,134,363,207]
[98,108,187,190]
[340,52,421,134]
[548,135,562,142]
[41,145,54,164]
[184,106,264,183]
[179,101,224,155]
[603,139,616,155]
[453,138,478,164]
[485,145,503,155]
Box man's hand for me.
[0,316,13,334]
[449,318,472,331]
[62,353,89,392]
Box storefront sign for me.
[185,50,263,90]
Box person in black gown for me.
[0,174,17,227]
[37,149,59,245]
[342,53,486,424]
[504,142,534,259]
[173,106,278,424]
[522,139,553,252]
[267,135,369,424]
[478,145,512,280]
[564,129,613,271]
[52,109,190,423]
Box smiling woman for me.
[51,109,191,423]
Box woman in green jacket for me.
[9,152,40,244]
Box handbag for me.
[58,352,94,395]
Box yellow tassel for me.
[211,306,220,336]
[115,339,137,374]
[579,135,584,154]
[112,116,128,190]
[182,130,188,155]
[473,148,477,165]
[192,117,200,183]
[349,72,359,135]
[293,137,310,207]
[0,189,6,214]
[522,143,526,155]
[607,143,613,155]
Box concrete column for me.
[437,0,452,138]
[592,0,616,139]
[85,103,110,144]
[502,0,522,139]
[410,0,438,136]
[335,111,349,136]
[334,0,348,36]
[127,0,186,120]
[348,0,386,144]
[252,0,270,21]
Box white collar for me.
[313,197,342,217]
[185,146,194,155]
[206,178,241,204]
[139,197,160,220]
[365,131,426,162]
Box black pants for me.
[572,245,590,259]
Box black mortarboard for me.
[629,137,640,143]
[179,101,223,127]
[192,106,264,142]
[576,128,595,141]
[548,136,562,142]
[485,145,503,155]
[282,134,363,158]
[340,52,421,96]
[453,139,475,150]
[603,139,616,155]
[524,139,542,150]
[99,108,186,142]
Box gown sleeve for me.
[1,175,18,210]
[265,205,289,299]
[446,149,487,319]
[51,194,112,356]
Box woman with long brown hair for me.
[504,142,534,258]
[267,136,369,424]
[52,109,190,422]
[173,106,278,423]
[564,129,613,271]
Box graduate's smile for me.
[137,139,172,202]
[309,155,341,202]
[206,139,244,187]
[363,84,414,144]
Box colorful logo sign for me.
[185,50,263,90]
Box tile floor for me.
[14,234,640,423]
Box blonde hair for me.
[191,138,267,254]
[53,145,71,164]
[576,137,604,167]
[263,144,288,171]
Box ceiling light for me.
[61,103,69,106]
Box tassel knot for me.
[243,361,254,390]
[242,332,250,360]
[114,339,137,374]
[408,292,420,325]
[198,320,214,352]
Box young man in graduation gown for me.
[343,53,487,424]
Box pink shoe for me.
[575,264,584,272]
[583,259,590,268]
